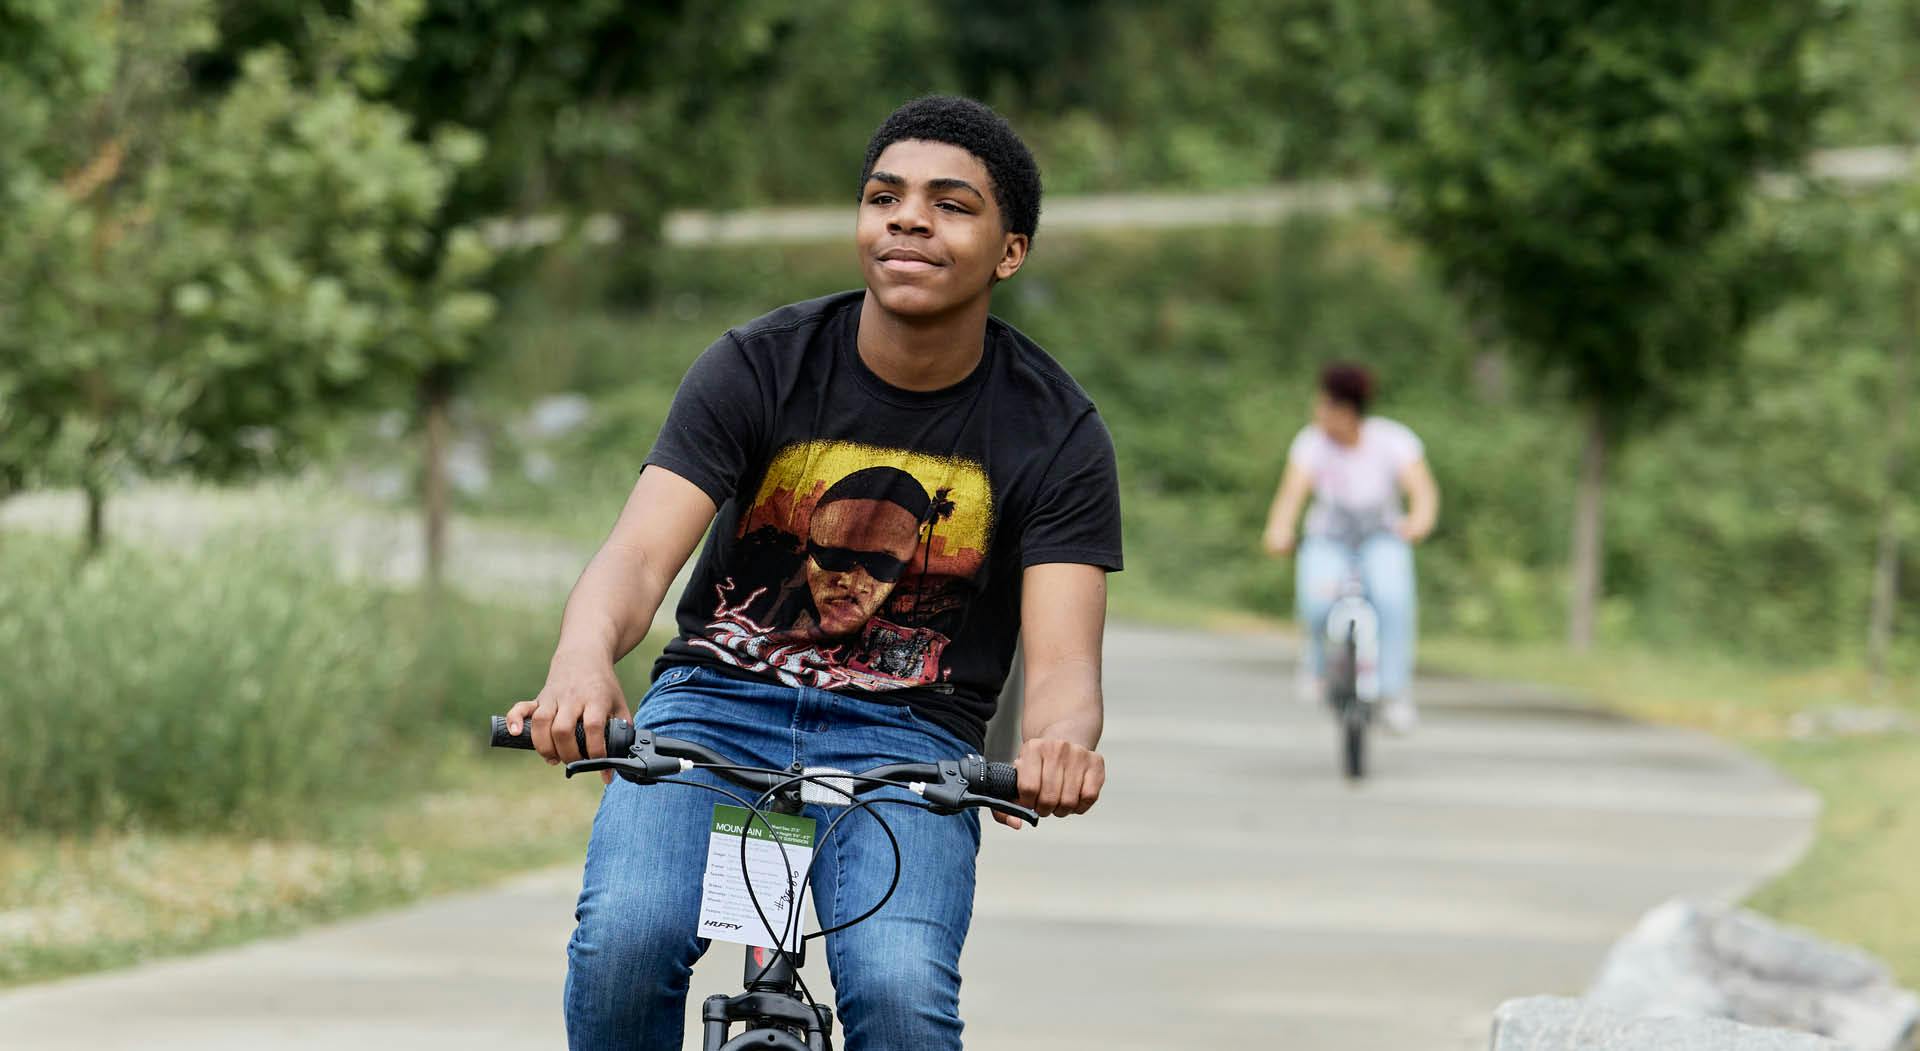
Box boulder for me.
[1586,900,1919,1050]
[1492,995,1847,1050]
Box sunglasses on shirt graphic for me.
[806,541,911,583]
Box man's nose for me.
[888,196,932,235]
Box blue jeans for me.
[1296,534,1418,700]
[564,665,982,1051]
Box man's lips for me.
[876,248,942,271]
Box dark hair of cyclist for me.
[1319,363,1374,415]
[816,466,933,523]
[859,95,1042,240]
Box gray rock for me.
[1588,900,1920,1050]
[341,465,408,503]
[446,438,491,495]
[372,410,408,441]
[1492,996,1848,1050]
[1786,707,1919,740]
[526,393,592,438]
[520,449,557,484]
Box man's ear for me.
[994,233,1030,282]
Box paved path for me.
[0,484,593,607]
[0,622,1815,1049]
[482,145,1917,249]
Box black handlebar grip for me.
[489,715,534,750]
[489,716,636,758]
[964,757,1021,802]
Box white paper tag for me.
[696,804,816,951]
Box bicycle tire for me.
[1339,634,1366,780]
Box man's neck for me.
[856,290,991,392]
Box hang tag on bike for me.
[696,804,816,951]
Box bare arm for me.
[506,465,716,769]
[1397,457,1440,543]
[1262,460,1313,556]
[998,562,1109,830]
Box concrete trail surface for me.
[0,622,1815,1050]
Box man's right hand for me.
[504,653,632,783]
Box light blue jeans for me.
[1296,534,1418,701]
[564,664,982,1051]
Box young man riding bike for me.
[1263,363,1438,733]
[505,95,1123,1051]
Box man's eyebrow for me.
[861,171,986,203]
[926,177,985,201]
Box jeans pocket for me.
[652,664,699,691]
[638,664,701,715]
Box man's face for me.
[857,140,1028,319]
[1313,392,1361,444]
[804,497,922,638]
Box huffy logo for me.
[705,921,745,931]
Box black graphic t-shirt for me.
[645,291,1123,748]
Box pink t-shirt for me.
[1287,417,1424,536]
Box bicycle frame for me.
[1324,573,1382,709]
[1314,519,1386,779]
[487,719,1031,1051]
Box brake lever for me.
[564,755,690,783]
[973,796,1041,826]
[916,760,1041,824]
[920,792,1039,825]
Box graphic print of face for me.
[803,468,931,639]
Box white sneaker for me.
[1382,695,1419,735]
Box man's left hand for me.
[995,736,1105,829]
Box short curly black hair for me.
[1319,362,1375,414]
[859,95,1042,240]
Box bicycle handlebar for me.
[490,714,636,756]
[488,715,1032,822]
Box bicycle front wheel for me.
[1338,635,1366,780]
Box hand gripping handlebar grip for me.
[488,715,636,758]
[961,756,1021,802]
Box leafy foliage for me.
[1363,1,1838,427]
[0,0,494,527]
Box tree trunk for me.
[1568,407,1608,652]
[421,371,452,593]
[83,476,107,559]
[1868,269,1918,688]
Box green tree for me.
[0,0,493,554]
[1362,1,1836,648]
[204,0,803,581]
[1853,0,1920,685]
[1863,168,1920,685]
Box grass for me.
[0,739,599,986]
[1421,635,1920,986]
[0,519,642,987]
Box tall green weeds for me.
[0,533,554,836]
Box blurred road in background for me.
[0,615,1815,1049]
[0,484,591,607]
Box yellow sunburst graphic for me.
[745,440,993,558]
